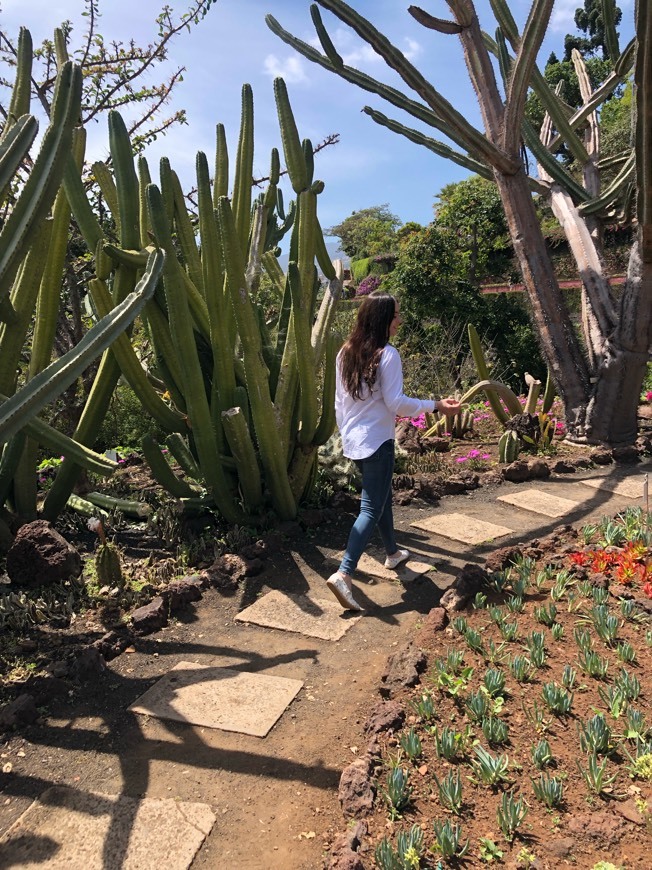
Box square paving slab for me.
[334,551,436,582]
[236,589,361,640]
[411,512,513,545]
[0,785,215,870]
[579,475,645,499]
[128,661,302,737]
[497,488,579,517]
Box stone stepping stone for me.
[128,661,302,737]
[410,512,513,545]
[236,589,361,640]
[0,785,214,870]
[579,475,645,499]
[334,551,435,582]
[497,488,579,517]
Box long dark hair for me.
[339,292,396,399]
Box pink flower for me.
[468,449,480,458]
[646,391,652,402]
[456,456,468,463]
[481,454,491,460]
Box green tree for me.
[391,213,542,390]
[565,0,623,60]
[326,203,401,258]
[268,1,649,447]
[434,176,513,284]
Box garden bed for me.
[360,512,652,869]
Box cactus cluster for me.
[425,408,474,439]
[0,28,165,537]
[0,587,76,630]
[0,26,341,531]
[90,78,342,522]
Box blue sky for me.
[2,0,636,238]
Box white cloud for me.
[263,54,308,84]
[403,38,422,62]
[549,0,579,33]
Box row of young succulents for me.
[0,26,342,538]
[373,509,652,867]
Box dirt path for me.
[0,464,647,868]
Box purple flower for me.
[467,449,480,458]
[355,275,382,296]
[456,456,468,463]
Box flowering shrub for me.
[455,449,492,471]
[397,413,427,429]
[355,275,382,296]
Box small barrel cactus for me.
[96,542,124,590]
[88,517,124,589]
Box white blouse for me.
[335,344,436,460]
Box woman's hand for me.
[437,397,462,416]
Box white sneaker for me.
[327,573,364,611]
[384,549,410,570]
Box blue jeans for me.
[340,439,397,576]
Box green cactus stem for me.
[541,369,556,415]
[42,354,122,521]
[0,433,26,507]
[468,324,509,425]
[232,84,255,252]
[0,250,165,445]
[274,77,309,193]
[85,492,152,519]
[141,434,200,499]
[498,429,520,463]
[311,331,340,446]
[10,407,117,477]
[0,115,38,200]
[66,494,109,520]
[147,183,244,524]
[459,379,524,419]
[3,28,33,133]
[524,373,542,414]
[0,220,52,395]
[165,433,202,481]
[0,60,82,299]
[89,276,186,433]
[217,194,297,519]
[108,110,141,251]
[221,407,264,510]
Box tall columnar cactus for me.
[0,28,170,532]
[98,79,343,521]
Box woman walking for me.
[328,292,461,611]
